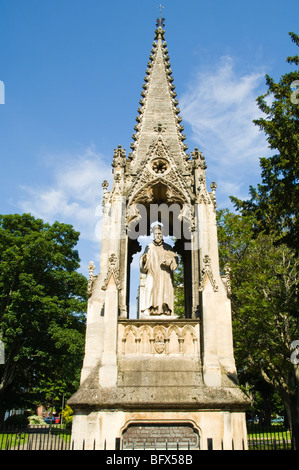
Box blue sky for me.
[0,0,298,304]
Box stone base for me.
[69,319,250,450]
[69,354,249,450]
[70,409,248,450]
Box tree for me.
[227,32,299,446]
[173,254,185,318]
[0,213,87,422]
[217,209,299,448]
[232,32,299,252]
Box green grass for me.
[247,425,292,450]
[0,432,29,450]
[0,426,72,450]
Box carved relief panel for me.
[118,321,199,356]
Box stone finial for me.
[155,25,165,41]
[87,261,96,295]
[112,145,126,168]
[102,180,109,191]
[199,255,218,292]
[102,253,121,291]
[101,180,110,206]
[191,148,207,170]
[210,182,217,192]
[224,263,232,297]
[210,182,217,209]
[88,260,95,276]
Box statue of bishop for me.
[139,225,178,317]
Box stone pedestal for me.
[69,319,249,450]
[71,409,247,450]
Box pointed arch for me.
[123,324,139,340]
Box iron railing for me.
[0,423,294,450]
[0,425,72,450]
[247,423,293,450]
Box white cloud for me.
[18,146,113,273]
[180,55,270,207]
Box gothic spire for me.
[128,17,188,169]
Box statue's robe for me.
[140,241,178,315]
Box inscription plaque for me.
[122,423,200,450]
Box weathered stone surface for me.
[68,352,249,411]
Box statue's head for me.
[152,224,163,244]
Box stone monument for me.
[69,16,249,450]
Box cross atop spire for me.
[156,4,165,28]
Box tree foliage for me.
[173,255,185,318]
[217,209,299,442]
[232,32,299,252]
[0,213,87,419]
